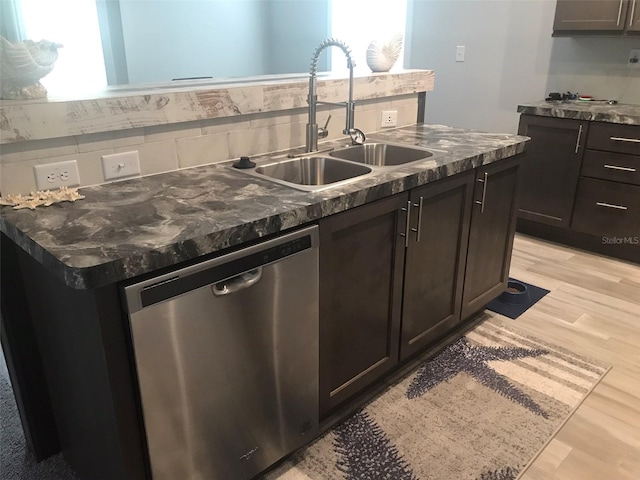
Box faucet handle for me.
[318,114,331,140]
[349,128,366,146]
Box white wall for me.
[406,0,640,134]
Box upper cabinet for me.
[553,0,640,34]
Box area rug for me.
[267,317,609,480]
[486,279,550,320]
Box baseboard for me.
[516,218,639,264]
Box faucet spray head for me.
[309,38,355,76]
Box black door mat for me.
[486,278,550,319]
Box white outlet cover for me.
[34,161,81,190]
[102,151,141,180]
[381,110,398,127]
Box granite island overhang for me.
[1,123,529,290]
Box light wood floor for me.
[494,234,640,480]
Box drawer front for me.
[572,178,640,238]
[587,123,640,155]
[582,150,640,186]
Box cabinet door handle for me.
[411,196,424,242]
[596,201,628,211]
[617,0,624,25]
[400,200,412,247]
[475,172,488,213]
[575,125,583,154]
[631,0,637,26]
[604,164,637,172]
[610,136,640,143]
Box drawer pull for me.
[596,202,628,211]
[610,136,640,144]
[575,125,583,154]
[603,164,636,172]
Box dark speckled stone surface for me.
[517,100,640,125]
[1,124,529,289]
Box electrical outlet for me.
[629,49,640,68]
[33,160,81,190]
[101,151,141,180]
[381,110,398,128]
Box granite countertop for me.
[517,100,640,125]
[0,124,529,289]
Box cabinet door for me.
[553,0,630,32]
[319,193,408,416]
[517,115,586,227]
[400,171,474,361]
[629,0,640,30]
[461,157,522,321]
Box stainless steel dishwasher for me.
[122,225,319,480]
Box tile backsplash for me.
[0,95,418,195]
[0,70,434,195]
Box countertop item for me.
[517,100,640,125]
[0,124,529,289]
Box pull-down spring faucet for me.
[306,38,364,153]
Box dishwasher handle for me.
[212,268,262,296]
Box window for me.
[331,0,407,72]
[11,0,107,95]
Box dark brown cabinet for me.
[400,171,474,360]
[320,159,522,415]
[517,115,587,228]
[461,159,521,320]
[319,193,407,415]
[630,0,640,31]
[572,122,640,242]
[516,116,640,263]
[553,0,639,34]
[572,177,640,237]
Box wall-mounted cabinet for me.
[553,0,640,35]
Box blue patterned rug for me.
[266,317,609,480]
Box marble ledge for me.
[0,69,434,144]
[517,100,640,125]
[0,124,529,290]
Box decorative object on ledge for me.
[0,35,62,100]
[0,186,84,210]
[366,33,403,73]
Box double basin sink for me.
[237,143,446,192]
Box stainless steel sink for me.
[240,156,373,192]
[330,143,439,167]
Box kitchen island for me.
[1,123,529,480]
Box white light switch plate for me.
[102,151,141,180]
[456,46,465,62]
